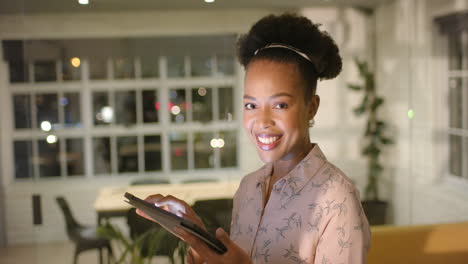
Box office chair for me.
[56,196,113,264]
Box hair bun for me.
[237,13,342,80]
[316,32,342,80]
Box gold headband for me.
[254,43,324,75]
[254,43,312,62]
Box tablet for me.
[123,192,227,254]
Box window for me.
[436,13,468,180]
[3,36,239,181]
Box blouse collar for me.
[257,144,328,194]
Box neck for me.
[271,142,313,180]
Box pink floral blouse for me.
[230,145,371,264]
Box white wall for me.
[375,0,468,225]
[0,7,375,244]
[301,7,374,195]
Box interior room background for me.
[0,0,467,247]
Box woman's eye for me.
[244,103,256,110]
[274,103,288,109]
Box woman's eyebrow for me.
[243,93,293,101]
[270,92,293,99]
[243,95,256,101]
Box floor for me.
[0,241,174,264]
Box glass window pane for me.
[93,92,112,125]
[144,135,162,171]
[218,87,234,121]
[14,140,33,179]
[113,57,135,79]
[141,57,159,78]
[9,60,30,83]
[220,130,237,168]
[63,93,81,127]
[170,132,188,170]
[38,138,61,178]
[194,132,214,169]
[169,89,187,123]
[89,58,108,80]
[66,138,84,176]
[117,136,138,173]
[62,57,81,81]
[142,90,159,123]
[216,55,235,76]
[34,60,56,82]
[93,137,111,174]
[191,55,212,77]
[449,135,462,177]
[36,93,58,129]
[13,95,31,129]
[192,87,212,122]
[449,33,463,70]
[167,56,185,78]
[115,91,136,125]
[449,78,463,129]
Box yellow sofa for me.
[367,221,468,264]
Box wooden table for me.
[94,181,240,224]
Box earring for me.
[309,119,315,128]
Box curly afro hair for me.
[237,13,342,98]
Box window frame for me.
[435,12,468,184]
[6,53,241,182]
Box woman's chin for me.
[256,148,282,164]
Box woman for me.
[138,13,371,264]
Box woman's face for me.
[243,59,319,163]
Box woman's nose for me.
[256,109,274,128]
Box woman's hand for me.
[176,225,252,264]
[135,194,206,237]
[136,194,251,263]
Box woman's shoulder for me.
[311,160,361,201]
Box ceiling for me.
[0,0,386,15]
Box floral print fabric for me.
[230,145,371,264]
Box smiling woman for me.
[137,13,370,264]
[242,61,317,162]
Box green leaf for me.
[376,121,386,129]
[356,59,368,76]
[365,75,374,92]
[347,84,362,91]
[380,137,394,145]
[370,162,383,173]
[371,97,384,111]
[362,144,380,157]
[353,106,366,116]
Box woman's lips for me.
[255,134,282,151]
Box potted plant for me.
[347,58,394,225]
[98,221,188,264]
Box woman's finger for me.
[153,195,188,216]
[179,211,206,230]
[144,194,164,204]
[135,194,164,220]
[215,228,232,248]
[186,248,195,264]
[174,226,219,260]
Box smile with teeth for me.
[257,136,280,144]
[255,134,282,150]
